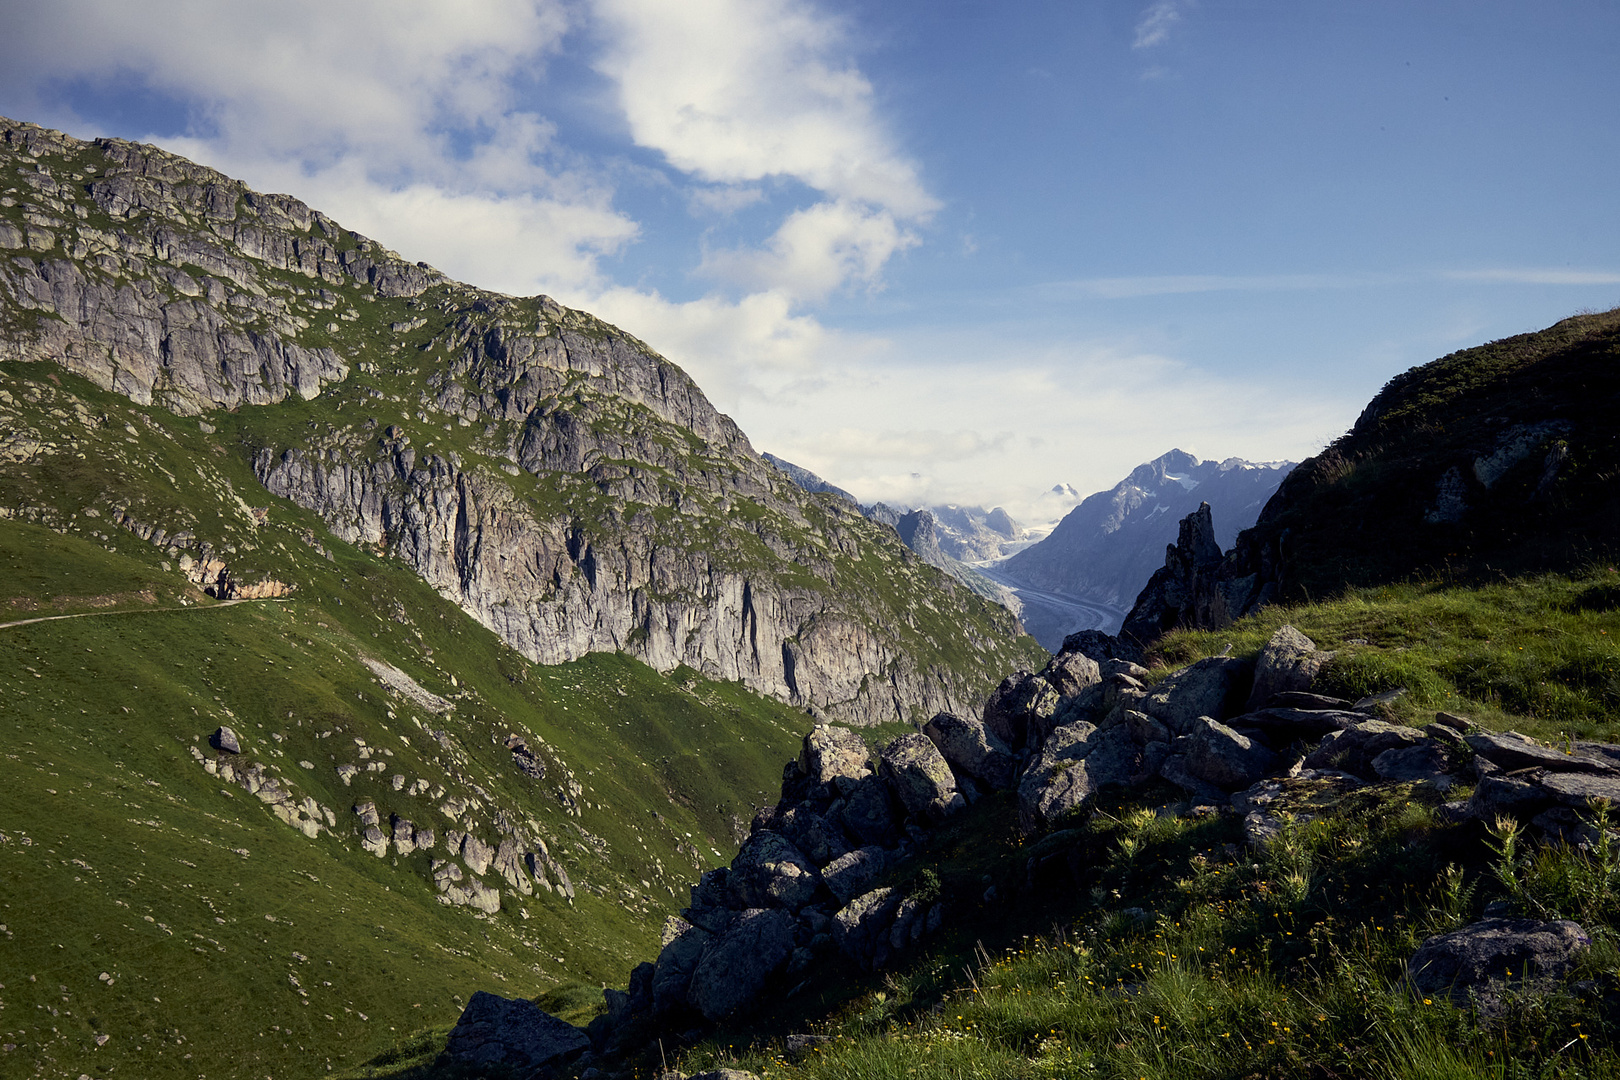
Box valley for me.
[3,109,1620,1080]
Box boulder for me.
[1464,773,1555,820]
[687,908,798,1020]
[1060,628,1142,666]
[1408,918,1590,1014]
[800,725,871,785]
[1041,650,1102,700]
[212,726,242,754]
[832,887,905,970]
[1141,657,1250,735]
[983,671,1059,751]
[652,916,711,1014]
[1245,625,1334,709]
[726,831,821,911]
[441,990,590,1072]
[1539,771,1620,809]
[1302,720,1426,779]
[878,733,960,821]
[1235,707,1363,742]
[821,846,893,905]
[1177,716,1277,790]
[1016,720,1155,834]
[775,806,851,867]
[1372,743,1455,784]
[1465,731,1618,775]
[840,774,901,847]
[922,712,1017,791]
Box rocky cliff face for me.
[0,117,1040,724]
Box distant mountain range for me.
[997,450,1293,646]
[764,450,1292,651]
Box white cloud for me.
[1134,1,1192,50]
[688,184,767,216]
[4,0,568,178]
[589,0,938,219]
[1059,272,1394,299]
[1444,268,1620,286]
[700,199,916,302]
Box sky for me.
[2,0,1618,527]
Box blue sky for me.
[3,0,1618,525]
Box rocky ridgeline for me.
[0,116,1035,726]
[444,622,1620,1072]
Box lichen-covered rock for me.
[441,990,589,1071]
[1303,720,1426,779]
[832,887,905,971]
[840,773,901,847]
[652,916,711,1014]
[687,908,797,1020]
[922,711,1017,791]
[878,732,960,821]
[775,806,851,867]
[1465,730,1619,775]
[1016,721,1152,834]
[1040,650,1102,701]
[1177,716,1278,791]
[800,725,871,785]
[1245,625,1334,709]
[983,671,1059,751]
[726,831,821,911]
[821,846,893,905]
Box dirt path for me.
[0,596,287,631]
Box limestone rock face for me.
[0,117,1040,729]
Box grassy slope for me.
[0,462,812,1078]
[626,570,1620,1080]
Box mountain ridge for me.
[0,115,1041,728]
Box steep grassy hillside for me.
[0,380,825,1079]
